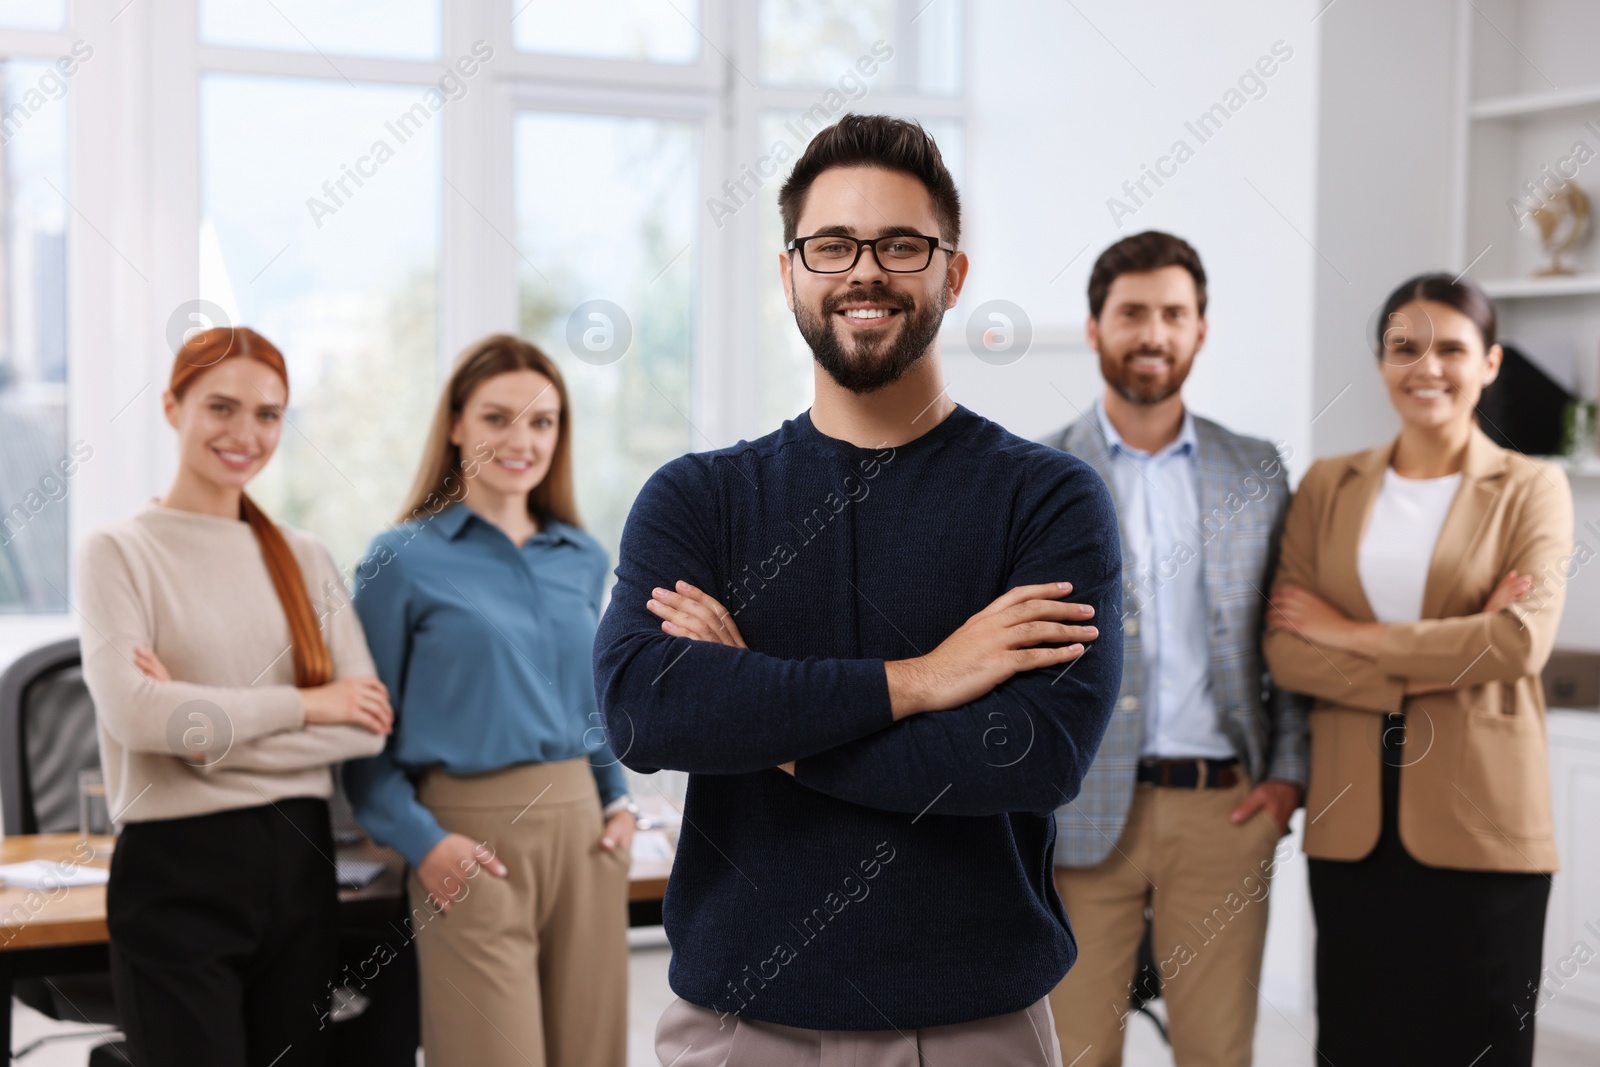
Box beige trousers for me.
[656,994,1062,1066]
[1049,778,1284,1067]
[409,758,629,1067]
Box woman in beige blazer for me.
[1263,273,1572,1067]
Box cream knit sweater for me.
[76,503,387,825]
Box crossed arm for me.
[129,646,391,770]
[591,458,1125,818]
[1267,570,1533,691]
[646,577,1102,769]
[1262,466,1572,711]
[76,530,392,768]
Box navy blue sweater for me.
[593,403,1122,1031]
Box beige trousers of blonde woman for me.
[408,758,630,1067]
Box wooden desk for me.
[0,834,113,952]
[0,834,417,951]
[627,835,673,927]
[0,835,117,1056]
[0,832,673,1054]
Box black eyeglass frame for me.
[784,232,958,274]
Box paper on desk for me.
[631,829,675,862]
[0,859,109,890]
[336,859,385,889]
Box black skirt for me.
[1308,713,1550,1067]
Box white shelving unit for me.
[1555,454,1600,476]
[1544,710,1600,1040]
[1453,4,1600,1047]
[1544,454,1600,478]
[1470,83,1600,121]
[1453,0,1600,403]
[1481,273,1600,300]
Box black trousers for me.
[1309,714,1550,1067]
[107,797,339,1067]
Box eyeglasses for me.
[785,232,956,274]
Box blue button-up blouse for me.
[342,502,627,867]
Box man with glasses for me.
[594,114,1124,1064]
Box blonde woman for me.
[343,334,633,1067]
[1264,273,1571,1066]
[77,327,392,1066]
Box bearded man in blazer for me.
[1038,231,1309,1067]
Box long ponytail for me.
[169,327,333,688]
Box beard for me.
[1100,344,1195,405]
[795,282,947,394]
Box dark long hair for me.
[1374,273,1497,354]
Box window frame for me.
[0,18,84,640]
[41,0,965,632]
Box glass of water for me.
[78,769,111,839]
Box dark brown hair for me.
[1087,231,1208,319]
[777,113,961,247]
[400,333,581,530]
[1374,272,1497,354]
[169,328,333,689]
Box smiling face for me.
[779,165,965,394]
[1377,299,1501,432]
[450,369,562,502]
[1088,265,1206,405]
[163,358,286,493]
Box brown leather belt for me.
[1136,757,1240,789]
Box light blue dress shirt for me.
[342,502,628,867]
[1095,399,1231,759]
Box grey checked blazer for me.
[1039,411,1310,868]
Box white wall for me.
[1310,0,1462,461]
[949,0,1319,481]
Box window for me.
[511,0,700,65]
[514,111,698,557]
[30,1,965,617]
[0,2,64,32]
[0,58,71,613]
[200,73,442,570]
[759,0,962,94]
[200,0,441,61]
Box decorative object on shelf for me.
[1530,182,1591,276]
[1563,398,1598,461]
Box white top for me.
[1357,468,1463,624]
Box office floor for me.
[11,943,1600,1066]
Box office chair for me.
[1128,913,1172,1045]
[0,637,127,1064]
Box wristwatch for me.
[604,795,650,829]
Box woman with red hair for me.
[77,327,394,1066]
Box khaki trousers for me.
[656,994,1063,1066]
[410,758,629,1067]
[1049,778,1284,1067]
